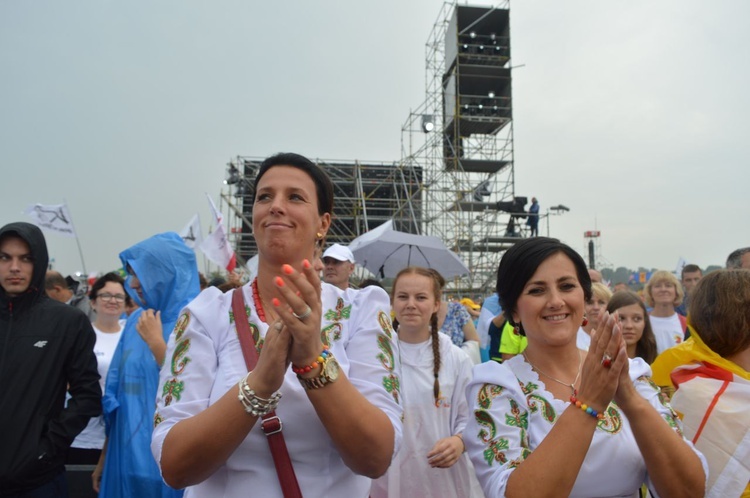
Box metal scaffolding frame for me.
[218,1,526,294]
[400,0,520,294]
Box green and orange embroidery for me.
[477,384,504,410]
[638,375,683,436]
[321,322,342,346]
[475,409,510,466]
[162,378,185,406]
[324,298,351,322]
[174,312,190,341]
[378,311,394,339]
[171,339,191,375]
[154,412,164,427]
[596,403,623,433]
[377,333,400,404]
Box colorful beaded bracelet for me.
[292,346,330,375]
[569,395,604,420]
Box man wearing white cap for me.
[322,243,355,290]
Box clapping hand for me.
[577,312,629,412]
[271,260,325,368]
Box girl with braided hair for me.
[371,267,484,497]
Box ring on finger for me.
[292,306,312,321]
[273,321,283,331]
[601,352,613,368]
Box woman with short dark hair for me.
[152,153,402,498]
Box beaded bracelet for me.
[569,395,604,420]
[292,346,330,375]
[237,373,282,417]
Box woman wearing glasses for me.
[67,273,128,470]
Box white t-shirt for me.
[71,321,124,449]
[649,314,684,354]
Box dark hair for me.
[726,247,750,269]
[357,278,384,290]
[496,237,592,335]
[89,272,131,306]
[606,291,657,364]
[391,266,443,405]
[689,269,750,357]
[681,264,702,278]
[253,152,334,216]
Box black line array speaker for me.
[443,6,512,171]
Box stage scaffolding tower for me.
[218,2,522,295]
[401,1,519,293]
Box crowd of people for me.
[1,152,748,497]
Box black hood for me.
[0,222,49,304]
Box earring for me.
[513,324,520,335]
[316,232,323,240]
[582,315,589,327]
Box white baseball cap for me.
[322,243,355,263]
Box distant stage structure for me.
[220,158,423,264]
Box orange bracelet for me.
[292,346,330,375]
[569,395,604,420]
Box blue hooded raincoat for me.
[101,232,199,498]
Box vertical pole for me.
[63,199,87,275]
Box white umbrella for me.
[349,223,469,279]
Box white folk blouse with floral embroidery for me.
[465,355,707,498]
[151,283,403,498]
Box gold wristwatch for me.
[298,352,340,390]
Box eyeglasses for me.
[97,293,126,302]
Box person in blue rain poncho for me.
[94,232,200,498]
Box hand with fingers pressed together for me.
[152,153,403,498]
[462,237,706,498]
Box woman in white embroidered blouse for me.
[151,153,403,498]
[464,237,706,498]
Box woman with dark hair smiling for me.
[464,237,706,498]
[152,153,402,498]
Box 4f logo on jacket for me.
[33,341,48,348]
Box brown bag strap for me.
[232,288,303,498]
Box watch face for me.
[325,357,340,382]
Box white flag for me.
[674,256,687,277]
[199,194,237,272]
[179,214,203,249]
[24,203,77,238]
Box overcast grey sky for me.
[2,1,748,278]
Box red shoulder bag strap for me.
[232,289,303,498]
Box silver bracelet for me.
[237,373,282,417]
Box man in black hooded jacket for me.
[0,222,101,497]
